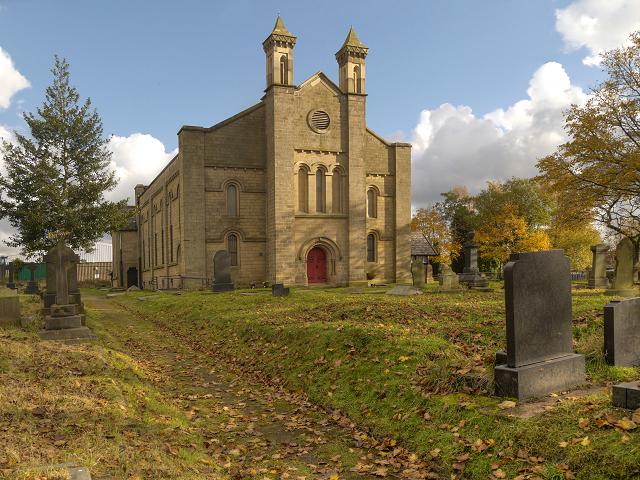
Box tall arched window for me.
[316,169,326,213]
[354,65,362,93]
[227,233,238,266]
[367,234,376,262]
[280,55,288,85]
[226,184,238,216]
[298,166,309,213]
[332,168,345,213]
[367,188,377,218]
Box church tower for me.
[335,27,368,94]
[263,16,296,88]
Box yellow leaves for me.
[497,400,517,410]
[614,418,637,431]
[398,355,409,363]
[580,436,591,446]
[328,474,339,480]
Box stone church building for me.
[112,17,412,290]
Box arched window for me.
[316,169,326,213]
[280,55,288,85]
[227,233,238,266]
[367,234,376,262]
[226,183,238,216]
[367,188,377,218]
[332,168,345,214]
[354,65,362,93]
[298,166,309,213]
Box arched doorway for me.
[126,267,138,288]
[307,246,327,283]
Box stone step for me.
[39,326,96,342]
[44,314,85,330]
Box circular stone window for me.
[308,110,330,133]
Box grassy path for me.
[86,291,440,479]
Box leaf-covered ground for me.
[109,283,640,480]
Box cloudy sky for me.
[1,0,640,253]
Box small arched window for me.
[227,233,238,266]
[298,166,309,213]
[316,169,326,213]
[332,168,345,214]
[367,188,377,218]
[367,234,376,262]
[354,65,362,93]
[226,183,238,217]
[280,55,288,85]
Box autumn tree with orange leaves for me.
[411,206,461,265]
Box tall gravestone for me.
[494,250,585,400]
[40,241,95,341]
[607,238,636,297]
[212,250,234,292]
[411,260,425,289]
[425,263,433,283]
[24,263,40,294]
[43,244,82,315]
[6,264,16,289]
[604,298,640,367]
[458,231,489,288]
[588,244,609,289]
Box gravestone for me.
[24,263,40,294]
[386,285,423,296]
[40,241,95,342]
[0,292,20,326]
[588,244,609,289]
[612,381,640,410]
[494,250,585,400]
[6,264,16,289]
[459,231,489,288]
[604,298,640,367]
[272,283,290,296]
[607,238,636,296]
[42,244,82,315]
[212,250,234,292]
[426,263,433,283]
[438,264,462,292]
[411,260,425,289]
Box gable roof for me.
[411,232,437,256]
[297,71,342,96]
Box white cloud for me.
[411,62,587,206]
[0,46,29,109]
[107,133,177,203]
[556,0,640,66]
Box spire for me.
[272,15,293,37]
[341,26,366,49]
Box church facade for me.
[112,18,412,290]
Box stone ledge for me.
[495,353,585,400]
[612,381,640,409]
[39,326,96,342]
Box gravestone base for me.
[495,350,507,365]
[588,278,609,289]
[6,282,16,290]
[44,313,86,330]
[39,326,96,342]
[612,381,640,410]
[25,281,40,294]
[272,283,290,296]
[212,283,234,292]
[605,288,637,297]
[459,272,489,288]
[494,353,585,400]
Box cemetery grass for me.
[110,284,640,480]
[0,294,228,479]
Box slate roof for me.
[411,232,437,256]
[341,26,366,49]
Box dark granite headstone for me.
[612,381,640,409]
[212,250,234,292]
[608,238,636,297]
[588,244,609,289]
[458,231,489,288]
[494,250,585,400]
[24,263,40,294]
[411,260,425,289]
[272,283,290,296]
[604,298,640,367]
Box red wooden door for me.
[307,247,327,283]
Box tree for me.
[411,206,461,265]
[438,186,476,271]
[537,31,640,255]
[475,202,551,265]
[0,57,128,257]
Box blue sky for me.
[1,0,639,241]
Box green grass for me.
[112,283,640,479]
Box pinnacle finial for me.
[341,25,366,48]
[272,15,293,36]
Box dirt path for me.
[85,292,439,480]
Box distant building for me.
[111,18,412,290]
[410,232,437,264]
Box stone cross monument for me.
[458,231,489,288]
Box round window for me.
[308,110,330,132]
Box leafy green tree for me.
[0,56,128,257]
[437,186,476,271]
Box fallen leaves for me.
[497,400,517,410]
